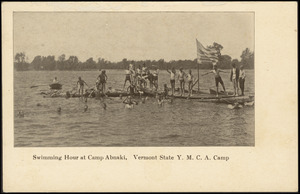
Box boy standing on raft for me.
[230,63,240,96]
[239,65,246,96]
[178,68,187,96]
[202,64,227,97]
[77,77,88,97]
[187,69,194,97]
[152,68,159,91]
[123,66,131,90]
[99,70,108,94]
[166,68,176,96]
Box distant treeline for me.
[14,46,254,71]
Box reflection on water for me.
[14,70,254,146]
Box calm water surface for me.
[14,69,254,147]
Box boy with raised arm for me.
[202,64,227,97]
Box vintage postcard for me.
[2,2,297,192]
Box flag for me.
[196,39,219,64]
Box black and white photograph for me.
[3,2,298,192]
[14,12,255,147]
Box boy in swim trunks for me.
[166,68,176,96]
[146,70,154,89]
[239,65,246,96]
[230,63,240,96]
[187,69,194,97]
[136,65,142,86]
[123,66,131,89]
[77,77,88,97]
[162,84,169,99]
[141,63,148,88]
[127,82,136,96]
[99,70,108,94]
[202,64,227,97]
[153,68,159,91]
[178,68,187,96]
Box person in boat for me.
[166,67,176,96]
[53,77,59,83]
[153,68,159,90]
[99,70,108,94]
[178,68,187,96]
[202,64,227,97]
[230,63,240,96]
[239,65,246,96]
[123,66,132,90]
[187,69,194,97]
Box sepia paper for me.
[2,2,298,192]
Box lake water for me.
[14,69,254,147]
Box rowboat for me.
[49,83,62,90]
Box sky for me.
[14,12,254,63]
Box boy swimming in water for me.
[202,64,227,97]
[166,68,176,96]
[123,96,138,108]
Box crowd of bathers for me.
[67,62,246,100]
[119,63,197,97]
[16,63,248,117]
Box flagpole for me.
[197,62,200,93]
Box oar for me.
[30,84,49,88]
